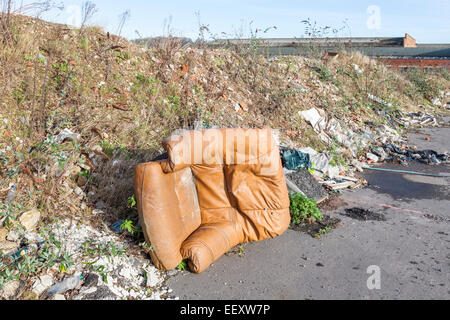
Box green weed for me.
[177,260,188,271]
[289,193,323,224]
[120,219,139,236]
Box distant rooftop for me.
[210,34,450,59]
[211,34,418,48]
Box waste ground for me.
[1,15,449,300]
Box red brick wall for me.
[403,34,417,48]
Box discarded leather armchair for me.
[134,128,290,273]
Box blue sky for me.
[19,0,450,43]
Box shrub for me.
[312,62,333,82]
[404,68,442,101]
[289,193,323,224]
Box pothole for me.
[340,208,387,221]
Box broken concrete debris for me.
[299,108,327,133]
[32,275,55,296]
[298,107,404,159]
[281,145,364,194]
[18,209,41,231]
[366,153,380,163]
[49,128,81,144]
[399,112,438,127]
[0,280,20,299]
[0,216,174,300]
[321,180,356,191]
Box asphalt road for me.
[167,127,450,300]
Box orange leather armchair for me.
[134,128,290,273]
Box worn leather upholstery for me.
[134,128,290,273]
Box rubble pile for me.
[0,218,176,300]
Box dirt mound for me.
[286,170,328,202]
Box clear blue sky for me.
[19,0,450,43]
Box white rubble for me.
[51,129,81,144]
[49,219,170,300]
[19,209,41,231]
[32,275,54,296]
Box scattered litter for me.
[0,242,43,270]
[321,52,339,61]
[382,143,448,165]
[400,112,438,127]
[298,147,318,156]
[368,94,393,108]
[310,153,332,173]
[372,147,388,160]
[281,149,312,170]
[51,129,81,144]
[321,180,356,191]
[110,220,125,234]
[298,108,327,133]
[366,153,379,163]
[431,98,442,107]
[352,63,364,74]
[47,273,82,296]
[5,185,17,203]
[281,144,361,192]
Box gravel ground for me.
[286,170,329,201]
